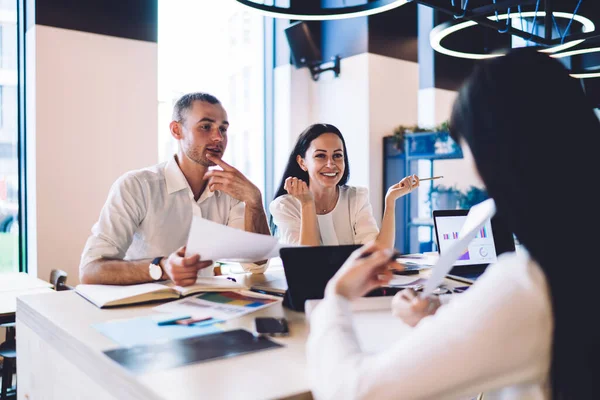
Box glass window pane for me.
[0,0,18,273]
[158,0,266,196]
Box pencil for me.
[419,176,443,181]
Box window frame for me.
[16,0,27,272]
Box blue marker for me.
[157,315,191,326]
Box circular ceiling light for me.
[552,46,600,78]
[570,71,600,79]
[234,0,408,21]
[430,11,595,60]
[551,46,600,59]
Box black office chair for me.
[0,323,16,400]
[50,269,74,291]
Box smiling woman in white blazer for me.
[269,123,417,248]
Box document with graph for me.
[423,199,497,297]
[153,290,282,321]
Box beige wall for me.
[26,26,158,284]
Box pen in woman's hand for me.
[418,176,443,181]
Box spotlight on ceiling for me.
[234,0,409,21]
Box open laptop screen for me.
[433,212,499,266]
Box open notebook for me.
[75,277,247,308]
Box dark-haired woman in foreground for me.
[270,123,417,248]
[307,48,600,399]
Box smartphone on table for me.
[255,317,289,337]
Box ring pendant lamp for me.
[429,11,595,60]
[234,0,409,21]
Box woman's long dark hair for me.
[270,123,350,233]
[450,48,600,398]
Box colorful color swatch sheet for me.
[153,290,282,321]
[198,291,277,308]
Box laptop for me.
[432,209,516,284]
[279,245,361,312]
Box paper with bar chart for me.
[437,216,498,266]
[153,290,282,321]
[422,199,497,297]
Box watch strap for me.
[151,256,164,267]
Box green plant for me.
[427,184,461,209]
[458,186,489,209]
[391,121,450,151]
[392,125,428,149]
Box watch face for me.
[149,263,162,280]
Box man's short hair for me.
[172,92,221,122]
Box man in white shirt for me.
[79,92,270,286]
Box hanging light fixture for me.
[234,0,409,21]
[429,11,595,60]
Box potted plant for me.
[390,121,456,155]
[427,184,461,210]
[458,186,489,209]
[391,125,437,154]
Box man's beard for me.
[185,147,213,167]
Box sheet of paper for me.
[93,314,223,347]
[185,216,283,262]
[153,290,282,321]
[421,199,497,297]
[387,275,424,286]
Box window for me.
[158,0,266,196]
[0,0,19,272]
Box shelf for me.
[405,151,463,161]
[408,218,434,227]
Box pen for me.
[419,176,443,181]
[392,269,420,276]
[157,315,192,326]
[175,317,213,326]
[249,288,285,298]
[358,250,401,261]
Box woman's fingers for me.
[412,174,420,187]
[299,180,309,193]
[401,288,417,301]
[284,177,310,197]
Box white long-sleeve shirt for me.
[307,250,553,400]
[80,155,266,275]
[269,186,380,245]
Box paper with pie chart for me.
[422,199,497,297]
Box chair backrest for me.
[49,269,73,291]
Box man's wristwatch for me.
[149,256,164,281]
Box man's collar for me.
[164,155,221,198]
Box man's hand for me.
[204,153,262,207]
[284,177,314,205]
[326,241,397,301]
[163,246,213,287]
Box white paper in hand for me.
[185,216,282,262]
[421,199,497,297]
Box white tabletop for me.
[0,272,53,318]
[16,266,465,400]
